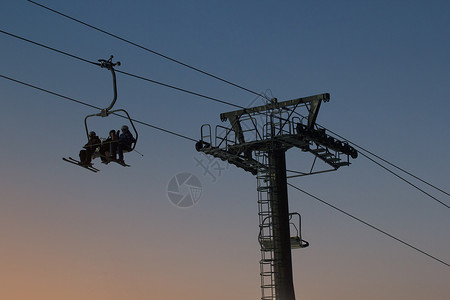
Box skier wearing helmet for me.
[117,125,135,163]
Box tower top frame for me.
[196,93,357,176]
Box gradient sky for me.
[1,1,449,299]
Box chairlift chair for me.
[259,212,309,250]
[63,56,138,171]
[84,56,138,152]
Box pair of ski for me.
[63,155,129,173]
[62,157,100,173]
[99,155,130,167]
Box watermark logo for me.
[168,90,273,208]
[194,152,230,183]
[167,172,202,208]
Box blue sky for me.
[1,1,449,299]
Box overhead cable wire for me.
[0,29,244,109]
[116,69,243,109]
[27,0,265,99]
[322,125,450,209]
[357,151,450,209]
[321,125,450,209]
[4,25,444,204]
[326,127,450,198]
[291,111,450,208]
[2,73,448,269]
[6,8,447,206]
[23,1,449,201]
[0,29,97,66]
[287,183,450,268]
[0,74,197,142]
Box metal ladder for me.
[256,150,276,300]
[257,111,289,300]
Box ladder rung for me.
[257,186,271,191]
[327,157,340,162]
[319,152,332,157]
[334,161,350,167]
[311,148,326,154]
[260,272,274,276]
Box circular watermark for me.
[167,172,202,208]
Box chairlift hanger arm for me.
[96,56,121,113]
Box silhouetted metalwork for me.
[197,93,357,300]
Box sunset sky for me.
[1,1,449,299]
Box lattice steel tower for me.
[196,93,357,300]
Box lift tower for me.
[196,93,357,300]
